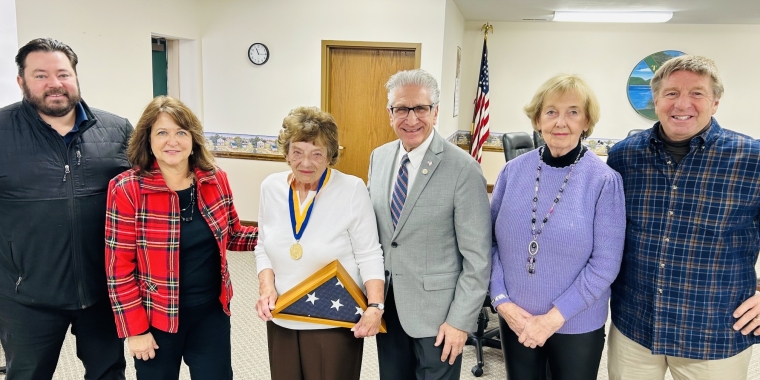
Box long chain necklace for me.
[527,146,582,275]
[180,183,196,222]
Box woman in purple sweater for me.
[490,74,626,380]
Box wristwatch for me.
[367,303,385,310]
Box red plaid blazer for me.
[105,165,257,338]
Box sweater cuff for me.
[552,287,586,321]
[490,293,511,308]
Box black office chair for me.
[627,128,645,137]
[465,295,501,377]
[501,132,535,162]
[533,130,545,149]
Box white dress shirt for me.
[389,130,436,205]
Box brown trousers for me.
[266,321,364,380]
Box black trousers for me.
[376,285,462,380]
[499,316,605,380]
[133,300,231,380]
[0,296,125,380]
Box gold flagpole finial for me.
[481,22,494,41]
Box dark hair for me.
[277,106,340,166]
[128,96,215,176]
[15,38,78,77]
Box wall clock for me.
[248,43,269,65]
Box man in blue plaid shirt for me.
[607,55,760,379]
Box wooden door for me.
[322,41,420,183]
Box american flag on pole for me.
[470,37,490,163]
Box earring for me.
[190,150,194,155]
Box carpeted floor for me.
[2,251,760,379]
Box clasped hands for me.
[496,303,565,348]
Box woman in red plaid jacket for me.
[105,96,257,379]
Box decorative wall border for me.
[204,132,284,162]
[447,130,621,156]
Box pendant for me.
[290,243,303,260]
[527,240,538,275]
[527,256,536,275]
[528,240,538,255]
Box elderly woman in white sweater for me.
[255,106,385,380]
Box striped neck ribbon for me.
[289,168,331,242]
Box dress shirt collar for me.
[397,129,435,171]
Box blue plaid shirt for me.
[607,118,760,360]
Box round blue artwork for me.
[627,50,685,120]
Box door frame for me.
[320,40,422,111]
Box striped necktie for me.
[391,154,410,229]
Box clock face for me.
[248,43,269,65]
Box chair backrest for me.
[533,130,545,148]
[501,132,535,162]
[628,129,646,137]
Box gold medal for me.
[290,243,303,260]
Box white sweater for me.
[254,169,385,330]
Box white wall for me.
[438,0,466,139]
[0,0,18,107]
[199,0,447,137]
[14,0,203,123]
[457,22,760,140]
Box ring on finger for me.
[755,315,760,321]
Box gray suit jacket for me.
[368,131,491,338]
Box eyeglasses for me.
[389,104,437,119]
[289,149,327,164]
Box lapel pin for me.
[427,161,432,166]
[422,169,428,175]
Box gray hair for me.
[650,55,724,100]
[386,69,440,107]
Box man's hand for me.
[434,322,467,365]
[733,292,760,335]
[256,269,278,321]
[352,307,383,338]
[496,302,533,335]
[128,332,159,361]
[518,307,565,348]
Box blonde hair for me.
[523,74,600,139]
[650,55,723,100]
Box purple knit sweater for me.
[489,149,626,334]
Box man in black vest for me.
[0,38,132,379]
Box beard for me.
[22,80,82,118]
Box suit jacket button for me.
[385,270,390,276]
[391,242,398,248]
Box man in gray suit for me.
[368,69,491,380]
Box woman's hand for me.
[256,269,278,321]
[352,307,383,338]
[496,302,533,335]
[128,332,159,361]
[518,307,565,348]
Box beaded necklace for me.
[527,146,582,275]
[180,183,196,222]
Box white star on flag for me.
[355,307,364,316]
[306,292,319,305]
[335,279,344,288]
[331,299,344,311]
